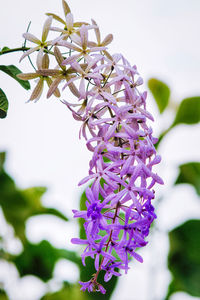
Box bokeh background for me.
[0,0,200,299]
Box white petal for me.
[42,16,53,42]
[36,49,43,70]
[102,34,113,46]
[91,19,101,44]
[19,46,40,62]
[70,33,82,47]
[80,25,88,50]
[23,33,40,44]
[65,13,74,30]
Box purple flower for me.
[79,279,106,294]
[20,0,164,294]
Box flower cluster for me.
[18,0,163,293]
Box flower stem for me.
[0,47,55,57]
[0,47,30,56]
[94,200,121,282]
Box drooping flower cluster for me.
[18,0,163,294]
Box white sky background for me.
[0,0,200,299]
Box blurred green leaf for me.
[79,190,87,240]
[0,289,9,300]
[166,220,200,299]
[13,240,80,282]
[0,89,9,119]
[175,162,200,196]
[57,249,81,267]
[41,282,89,300]
[37,207,69,221]
[13,240,59,281]
[156,97,200,148]
[148,78,170,113]
[173,97,200,126]
[0,152,6,170]
[0,65,30,90]
[20,187,69,221]
[0,153,68,243]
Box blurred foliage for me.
[13,240,80,281]
[155,94,200,148]
[41,282,88,300]
[172,97,200,126]
[0,89,8,119]
[79,190,87,240]
[0,152,68,243]
[149,78,200,299]
[0,152,117,299]
[175,162,200,196]
[0,289,9,300]
[148,78,170,113]
[166,220,200,299]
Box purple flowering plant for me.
[1,0,164,294]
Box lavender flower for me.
[18,0,163,293]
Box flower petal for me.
[91,19,101,44]
[102,34,113,46]
[47,77,62,98]
[54,46,65,69]
[58,40,81,52]
[23,33,40,44]
[45,77,60,98]
[19,46,40,62]
[42,53,50,69]
[46,13,65,25]
[29,78,44,101]
[42,16,53,42]
[65,12,74,30]
[17,73,39,80]
[36,49,43,70]
[62,0,71,16]
[80,25,88,50]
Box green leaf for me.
[156,97,200,148]
[0,158,68,243]
[175,162,200,196]
[57,249,81,267]
[166,220,200,299]
[0,65,30,90]
[0,89,9,118]
[79,190,87,240]
[20,187,69,222]
[13,240,58,281]
[1,47,10,52]
[13,240,80,282]
[0,152,6,170]
[173,97,200,126]
[36,207,69,221]
[41,283,89,300]
[148,78,170,113]
[0,289,9,300]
